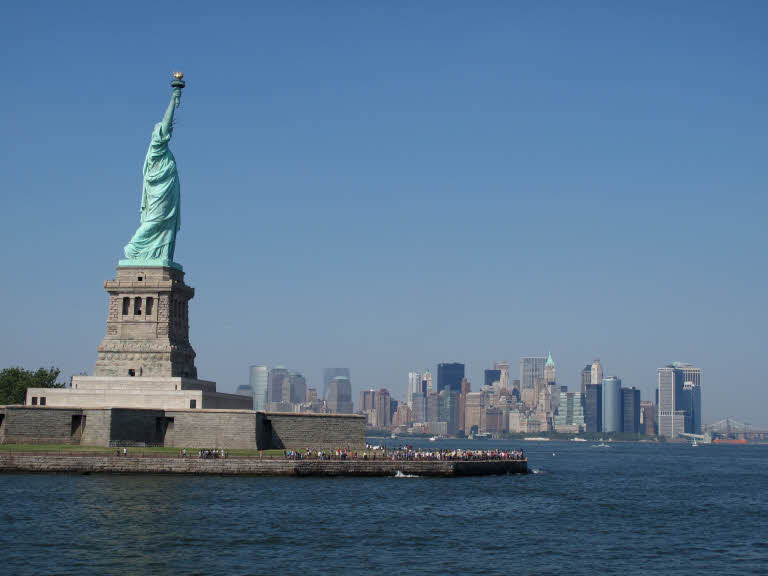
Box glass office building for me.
[249,365,269,411]
[602,376,622,433]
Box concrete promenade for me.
[0,454,527,477]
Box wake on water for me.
[394,471,420,478]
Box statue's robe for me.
[124,122,180,261]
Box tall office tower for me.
[306,388,318,404]
[484,369,502,388]
[374,388,391,429]
[676,363,702,434]
[553,392,585,432]
[580,364,592,395]
[538,385,553,413]
[411,393,426,423]
[658,366,682,438]
[658,362,701,436]
[520,357,546,390]
[602,376,622,433]
[437,363,465,393]
[621,387,641,434]
[464,391,485,434]
[407,371,423,408]
[544,353,557,384]
[288,372,307,404]
[424,371,434,394]
[584,384,603,433]
[459,378,471,432]
[438,389,460,435]
[360,389,376,412]
[496,362,510,390]
[682,382,701,434]
[426,391,439,422]
[326,375,353,414]
[323,368,351,401]
[591,360,603,393]
[268,366,290,405]
[249,365,269,411]
[640,401,657,435]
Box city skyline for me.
[1,2,766,427]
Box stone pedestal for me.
[27,265,251,411]
[95,266,197,378]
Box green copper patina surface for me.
[121,76,185,269]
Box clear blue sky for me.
[1,1,766,426]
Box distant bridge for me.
[703,418,768,441]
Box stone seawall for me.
[0,455,527,477]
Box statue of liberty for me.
[122,73,186,268]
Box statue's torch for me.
[171,72,185,108]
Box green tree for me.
[0,367,64,405]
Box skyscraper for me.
[544,353,557,384]
[520,357,546,390]
[374,388,391,429]
[437,363,465,393]
[424,370,433,394]
[484,369,501,388]
[326,375,353,414]
[268,366,290,407]
[496,362,510,390]
[407,371,423,408]
[677,364,702,434]
[288,372,307,404]
[621,387,641,434]
[360,389,376,412]
[591,360,603,393]
[585,383,602,433]
[640,401,657,435]
[323,368,350,401]
[553,392,585,432]
[602,376,622,433]
[249,365,269,411]
[580,364,592,395]
[658,363,701,437]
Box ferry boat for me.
[570,437,587,442]
[523,437,550,441]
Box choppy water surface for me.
[1,440,766,575]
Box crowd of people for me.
[196,449,226,459]
[279,446,525,461]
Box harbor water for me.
[0,440,765,575]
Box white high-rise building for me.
[496,362,510,390]
[591,360,603,392]
[407,371,423,408]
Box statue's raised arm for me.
[121,74,186,269]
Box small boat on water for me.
[429,436,438,442]
[592,441,611,448]
[391,433,398,439]
[691,439,698,447]
[570,437,587,442]
[523,437,550,441]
